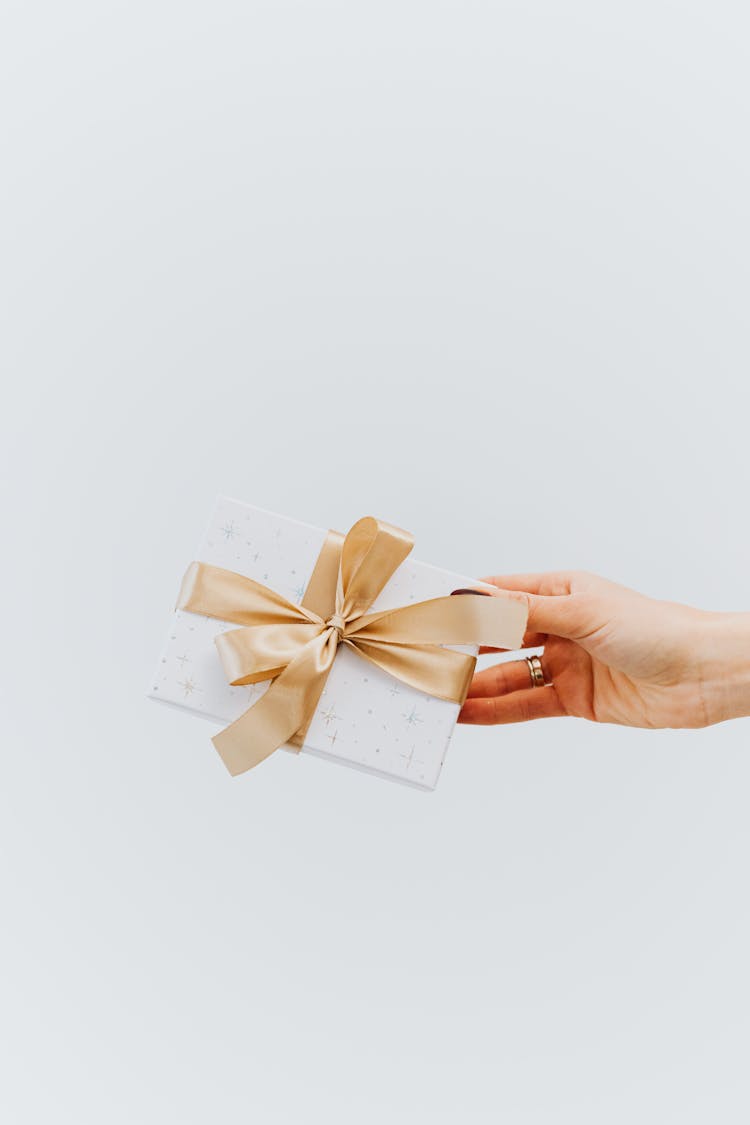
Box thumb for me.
[494,588,596,642]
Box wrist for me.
[698,612,750,725]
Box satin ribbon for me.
[177,517,527,776]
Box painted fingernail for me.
[450,588,491,596]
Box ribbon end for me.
[212,730,263,777]
[499,597,529,650]
[213,742,245,776]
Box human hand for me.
[457,572,750,729]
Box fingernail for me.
[450,588,491,596]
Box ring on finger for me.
[526,654,550,688]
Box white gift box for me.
[150,497,492,790]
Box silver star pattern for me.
[400,744,423,772]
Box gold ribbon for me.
[177,517,527,776]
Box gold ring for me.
[526,654,548,688]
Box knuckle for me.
[569,569,593,586]
[512,590,534,615]
[491,697,505,723]
[517,699,534,722]
[495,664,512,693]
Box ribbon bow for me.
[178,517,527,776]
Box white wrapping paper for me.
[150,498,489,789]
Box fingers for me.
[466,659,537,698]
[459,655,564,725]
[456,576,607,727]
[458,686,566,725]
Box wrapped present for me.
[150,498,526,790]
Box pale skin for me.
[457,573,750,730]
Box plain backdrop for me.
[1,2,749,1122]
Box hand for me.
[457,572,750,730]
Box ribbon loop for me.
[338,517,414,621]
[177,515,528,776]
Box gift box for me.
[150,498,525,790]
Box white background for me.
[1,2,749,1121]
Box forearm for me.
[700,612,750,725]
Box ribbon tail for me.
[212,630,337,776]
[348,639,477,706]
[351,593,528,650]
[216,623,324,685]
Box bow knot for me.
[325,612,347,642]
